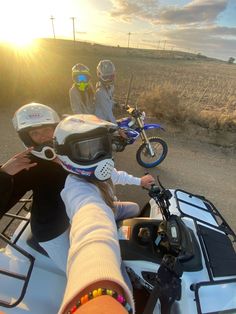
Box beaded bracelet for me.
[66,287,133,314]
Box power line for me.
[163,40,166,50]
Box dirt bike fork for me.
[137,117,155,157]
[140,130,155,157]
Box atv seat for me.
[26,233,49,257]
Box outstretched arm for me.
[59,177,134,314]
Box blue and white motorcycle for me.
[113,104,168,168]
[0,180,236,314]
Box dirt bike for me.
[112,104,168,168]
[1,179,236,314]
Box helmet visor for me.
[69,134,112,163]
[74,74,90,83]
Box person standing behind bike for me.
[95,59,117,123]
[69,63,95,114]
[95,60,127,139]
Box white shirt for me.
[62,168,141,220]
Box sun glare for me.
[0,11,39,50]
[3,34,36,49]
[0,0,43,50]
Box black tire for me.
[136,137,168,168]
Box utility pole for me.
[127,32,131,49]
[50,16,56,39]
[163,40,166,50]
[70,17,76,44]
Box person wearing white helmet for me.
[54,114,134,314]
[95,59,117,124]
[12,102,60,160]
[95,60,127,139]
[0,102,70,272]
[54,114,154,220]
[54,114,154,314]
[69,63,95,114]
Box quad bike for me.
[0,181,236,314]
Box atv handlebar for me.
[146,183,172,220]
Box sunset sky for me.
[0,0,235,60]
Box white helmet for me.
[12,103,60,160]
[54,114,117,181]
[97,60,115,84]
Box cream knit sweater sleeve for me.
[58,175,134,313]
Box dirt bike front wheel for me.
[136,137,168,168]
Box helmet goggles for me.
[54,116,116,180]
[58,131,112,165]
[70,135,111,163]
[74,74,90,83]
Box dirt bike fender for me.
[143,124,165,131]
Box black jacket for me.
[0,156,69,242]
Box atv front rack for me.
[0,196,35,308]
[175,189,236,314]
[175,189,236,239]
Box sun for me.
[0,0,43,49]
[2,34,36,49]
[0,16,38,49]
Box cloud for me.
[110,0,160,22]
[132,25,236,59]
[158,0,228,25]
[154,25,236,60]
[110,0,229,25]
[163,25,236,44]
[108,0,234,60]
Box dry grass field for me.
[0,38,235,147]
[127,60,236,132]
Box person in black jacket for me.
[0,102,70,271]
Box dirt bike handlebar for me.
[121,104,144,119]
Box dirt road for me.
[1,114,236,232]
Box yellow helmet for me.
[72,63,91,92]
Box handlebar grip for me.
[121,104,129,110]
